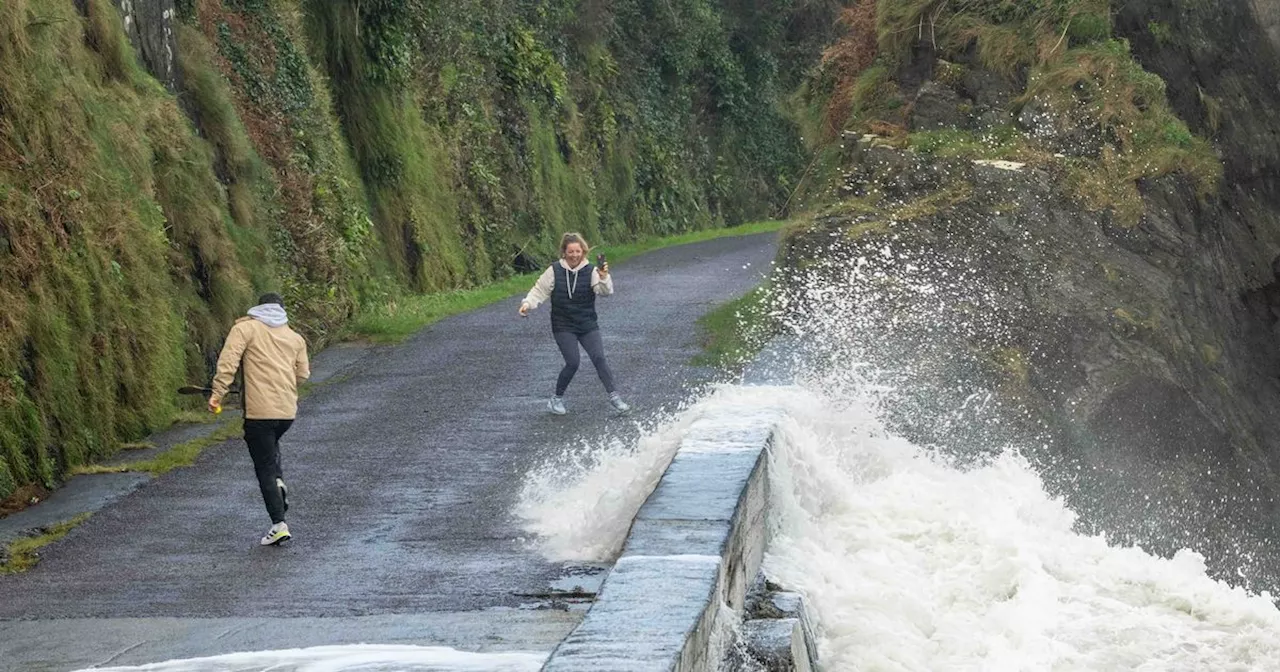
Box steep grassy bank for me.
[788,0,1220,224]
[0,0,840,500]
[0,0,251,497]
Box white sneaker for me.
[609,393,631,414]
[261,522,291,546]
[548,396,567,415]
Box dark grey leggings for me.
[554,329,616,396]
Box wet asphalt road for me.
[0,233,777,669]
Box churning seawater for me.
[516,234,1280,670]
[763,383,1280,671]
[520,380,1280,671]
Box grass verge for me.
[349,220,788,342]
[170,410,218,425]
[692,284,779,372]
[1,513,92,574]
[70,423,242,477]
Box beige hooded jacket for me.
[210,304,310,420]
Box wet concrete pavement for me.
[0,233,777,670]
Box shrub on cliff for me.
[791,0,1220,226]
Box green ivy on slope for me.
[0,0,248,495]
[0,0,839,500]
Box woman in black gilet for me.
[519,233,630,415]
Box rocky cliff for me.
[778,0,1280,593]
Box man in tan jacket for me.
[209,292,310,546]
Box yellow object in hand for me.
[214,404,223,415]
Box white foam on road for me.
[515,413,691,563]
[515,386,788,563]
[83,645,544,672]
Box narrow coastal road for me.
[0,233,777,671]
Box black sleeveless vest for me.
[550,263,598,334]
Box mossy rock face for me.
[802,2,1223,229]
[779,0,1280,592]
[776,133,1280,591]
[1115,0,1280,184]
[1015,96,1103,158]
[908,81,969,131]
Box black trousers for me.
[244,419,293,524]
[554,329,616,396]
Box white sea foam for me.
[515,385,792,563]
[757,383,1280,671]
[83,645,544,672]
[515,227,1280,670]
[515,410,694,562]
[518,369,1280,670]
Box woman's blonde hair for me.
[559,232,589,256]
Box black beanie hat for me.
[258,292,285,307]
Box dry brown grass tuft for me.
[821,1,879,138]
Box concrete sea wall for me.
[544,351,819,672]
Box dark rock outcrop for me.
[76,0,181,91]
[1116,0,1280,187]
[119,0,180,91]
[909,80,968,131]
[726,574,820,672]
[779,125,1280,591]
[775,0,1280,596]
[1016,96,1103,157]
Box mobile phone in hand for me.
[597,253,606,267]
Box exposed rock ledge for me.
[779,132,1280,593]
